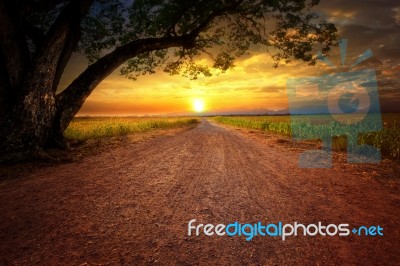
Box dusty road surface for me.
[1,119,399,265]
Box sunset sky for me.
[59,0,400,116]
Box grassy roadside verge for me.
[212,114,400,160]
[64,117,199,141]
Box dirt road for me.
[1,119,399,265]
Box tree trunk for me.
[0,0,93,159]
[1,34,67,154]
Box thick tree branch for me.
[52,31,81,92]
[33,0,92,61]
[50,0,87,92]
[24,0,94,95]
[56,34,197,131]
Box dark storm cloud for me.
[317,0,400,57]
[318,0,399,27]
[314,0,400,112]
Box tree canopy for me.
[83,0,336,77]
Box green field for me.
[213,114,400,160]
[64,117,199,141]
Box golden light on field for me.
[193,99,205,113]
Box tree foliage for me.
[79,0,337,80]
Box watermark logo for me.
[187,219,384,241]
[286,39,382,168]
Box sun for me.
[193,99,205,113]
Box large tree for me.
[0,0,336,159]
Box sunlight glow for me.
[193,99,205,112]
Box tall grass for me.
[213,116,292,135]
[64,117,199,141]
[213,114,400,160]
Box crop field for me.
[64,116,199,141]
[213,114,400,160]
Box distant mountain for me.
[203,108,290,116]
[163,108,291,117]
